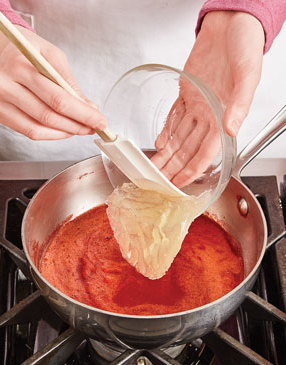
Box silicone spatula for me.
[0,11,185,196]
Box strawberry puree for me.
[40,204,244,315]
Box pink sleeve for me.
[196,0,286,53]
[0,0,34,31]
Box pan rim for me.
[21,159,267,320]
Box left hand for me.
[151,11,265,188]
[0,26,106,140]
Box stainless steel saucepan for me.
[21,105,286,349]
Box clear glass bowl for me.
[102,64,236,215]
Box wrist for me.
[200,10,265,45]
[186,11,264,71]
[200,11,233,37]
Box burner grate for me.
[0,177,286,365]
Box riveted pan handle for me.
[232,105,286,179]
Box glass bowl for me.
[101,64,236,216]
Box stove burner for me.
[0,176,286,364]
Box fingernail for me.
[155,139,163,150]
[98,118,107,130]
[229,120,240,136]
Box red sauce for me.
[39,205,244,315]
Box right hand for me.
[151,11,264,188]
[0,26,106,140]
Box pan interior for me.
[22,156,266,310]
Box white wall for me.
[237,23,286,158]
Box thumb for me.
[223,74,259,137]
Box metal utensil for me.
[0,11,185,197]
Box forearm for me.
[196,0,286,52]
[0,0,33,31]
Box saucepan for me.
[21,104,286,350]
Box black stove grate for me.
[0,177,286,365]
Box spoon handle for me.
[0,11,116,142]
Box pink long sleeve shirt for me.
[0,0,286,52]
[196,0,286,52]
[0,0,33,31]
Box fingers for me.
[17,67,106,131]
[160,115,209,180]
[151,113,197,170]
[224,71,260,137]
[0,30,105,140]
[172,127,221,188]
[152,105,221,189]
[155,96,186,150]
[0,101,72,140]
[4,81,93,135]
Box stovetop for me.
[0,159,285,184]
[1,160,286,365]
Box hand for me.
[0,26,106,140]
[151,11,264,188]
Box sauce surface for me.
[40,205,244,315]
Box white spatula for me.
[0,12,185,197]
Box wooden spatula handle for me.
[0,11,116,142]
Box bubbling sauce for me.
[39,204,244,315]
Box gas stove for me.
[1,159,286,365]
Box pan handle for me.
[232,104,286,179]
